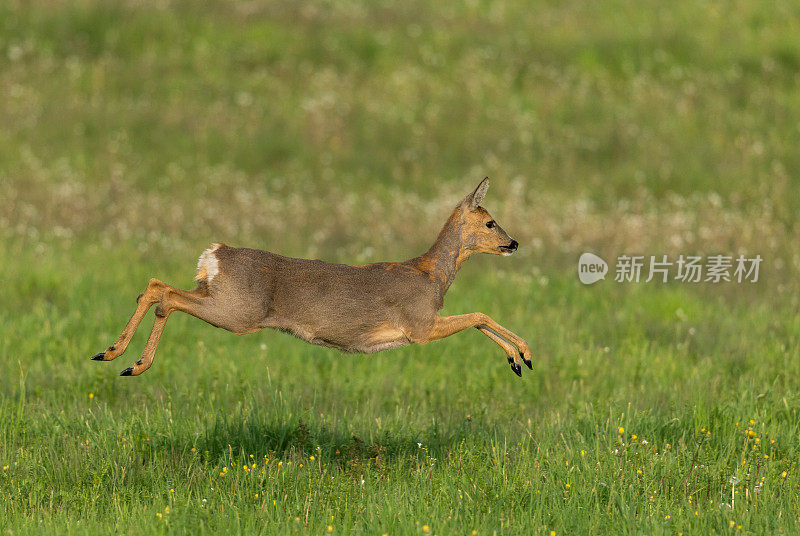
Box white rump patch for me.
[195,243,221,282]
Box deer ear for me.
[465,177,490,210]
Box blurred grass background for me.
[2,0,800,534]
[2,0,800,268]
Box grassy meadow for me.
[2,0,800,534]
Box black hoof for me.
[120,367,134,376]
[90,352,105,361]
[510,362,522,377]
[523,358,532,370]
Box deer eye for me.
[486,220,495,229]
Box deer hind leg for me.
[118,284,211,376]
[90,278,169,362]
[422,313,531,377]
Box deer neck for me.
[408,209,470,296]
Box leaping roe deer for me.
[90,178,532,377]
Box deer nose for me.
[508,239,518,251]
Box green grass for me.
[2,0,800,534]
[2,240,799,535]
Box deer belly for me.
[356,324,412,353]
[300,322,411,354]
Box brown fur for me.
[92,178,531,376]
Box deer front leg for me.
[477,327,527,377]
[90,279,168,362]
[422,313,531,376]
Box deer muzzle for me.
[500,239,518,255]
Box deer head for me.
[458,178,518,256]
